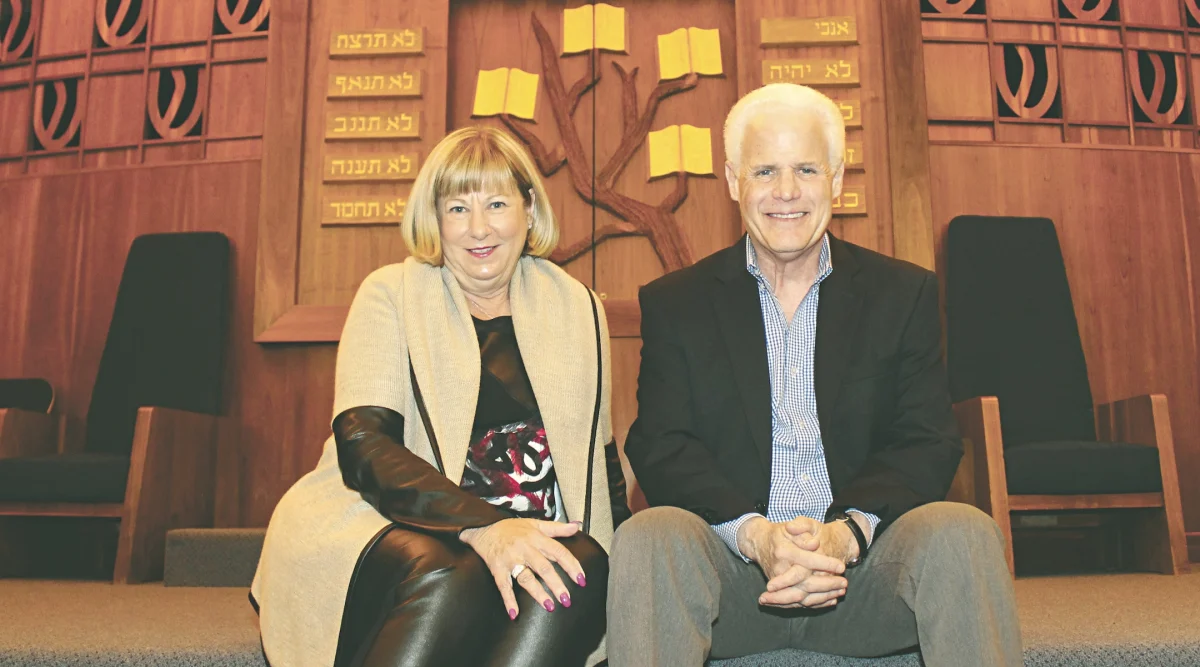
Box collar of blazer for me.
[710,233,865,472]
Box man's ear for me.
[831,162,845,199]
[725,161,740,202]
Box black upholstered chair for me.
[943,216,1188,575]
[0,232,230,583]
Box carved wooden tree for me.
[500,12,699,271]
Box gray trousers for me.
[606,502,1022,667]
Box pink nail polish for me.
[543,599,556,612]
[508,608,517,621]
[576,573,587,587]
[560,593,571,608]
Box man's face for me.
[725,108,844,262]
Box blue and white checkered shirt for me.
[713,234,880,560]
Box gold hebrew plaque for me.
[322,194,409,225]
[325,111,421,140]
[328,71,422,98]
[330,28,423,56]
[844,142,864,170]
[832,186,867,216]
[762,58,860,87]
[323,153,420,182]
[838,99,862,128]
[760,16,857,47]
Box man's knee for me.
[612,506,710,554]
[908,501,1000,535]
[892,502,1005,562]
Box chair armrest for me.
[950,397,1011,518]
[1095,394,1189,573]
[116,406,221,583]
[0,408,59,460]
[0,378,55,413]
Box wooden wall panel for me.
[1177,152,1200,541]
[36,0,92,57]
[1122,2,1183,27]
[924,42,993,120]
[151,0,216,44]
[0,0,268,177]
[988,0,1055,20]
[295,1,449,307]
[207,61,269,139]
[0,89,31,155]
[930,144,1200,535]
[881,0,936,270]
[1062,48,1129,125]
[83,74,145,148]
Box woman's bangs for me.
[435,138,523,203]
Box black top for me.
[461,316,561,520]
[471,316,539,433]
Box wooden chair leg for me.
[114,407,218,584]
[1103,394,1189,575]
[1129,508,1186,575]
[953,396,1015,576]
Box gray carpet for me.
[0,573,1198,666]
[0,580,262,667]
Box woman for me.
[251,126,630,667]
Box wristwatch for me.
[832,511,869,568]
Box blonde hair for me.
[402,126,558,265]
[723,83,845,171]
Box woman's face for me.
[439,185,530,299]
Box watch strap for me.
[834,511,869,568]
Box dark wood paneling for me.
[253,0,310,337]
[881,0,935,270]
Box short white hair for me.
[723,83,845,171]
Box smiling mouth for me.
[767,211,809,219]
[467,246,497,258]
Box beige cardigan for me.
[251,256,614,667]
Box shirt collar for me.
[745,233,833,286]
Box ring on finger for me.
[510,564,528,579]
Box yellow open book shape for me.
[647,125,713,179]
[657,27,722,81]
[563,3,626,54]
[472,68,539,120]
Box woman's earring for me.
[527,219,533,230]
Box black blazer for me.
[625,234,962,535]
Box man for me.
[607,84,1021,666]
